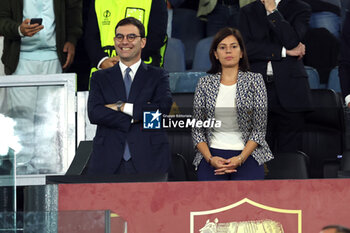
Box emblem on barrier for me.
[199,218,284,233]
[190,198,302,233]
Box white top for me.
[20,0,58,60]
[210,83,245,150]
[345,94,350,106]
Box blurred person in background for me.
[239,0,312,154]
[340,10,350,109]
[301,0,341,39]
[0,0,83,174]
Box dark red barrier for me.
[58,179,350,233]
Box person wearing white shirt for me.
[192,27,273,181]
[0,0,82,174]
[340,10,350,109]
[87,17,172,175]
[239,0,312,154]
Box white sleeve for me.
[345,94,350,106]
[18,26,24,37]
[97,57,109,69]
[281,47,286,57]
[123,103,134,117]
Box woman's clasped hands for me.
[210,156,243,175]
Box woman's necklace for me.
[220,74,237,85]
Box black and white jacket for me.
[192,70,273,167]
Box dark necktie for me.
[124,67,132,99]
[123,67,132,161]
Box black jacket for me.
[340,11,350,100]
[239,0,312,111]
[87,62,172,174]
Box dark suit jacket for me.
[239,0,312,111]
[87,62,172,174]
[340,11,350,101]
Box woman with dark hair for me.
[192,27,273,181]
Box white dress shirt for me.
[118,59,142,117]
[345,94,350,106]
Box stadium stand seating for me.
[168,92,196,180]
[328,66,342,93]
[171,8,206,69]
[174,72,205,93]
[303,27,339,85]
[169,72,205,93]
[66,137,196,181]
[168,73,180,93]
[65,140,92,175]
[164,38,186,72]
[68,62,349,181]
[265,151,309,179]
[305,65,321,89]
[302,89,345,178]
[167,130,197,181]
[338,150,350,177]
[192,36,213,72]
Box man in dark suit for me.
[239,0,312,153]
[87,17,172,175]
[340,10,350,109]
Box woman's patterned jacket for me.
[192,70,274,167]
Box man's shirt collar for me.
[119,59,142,80]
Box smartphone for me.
[30,18,43,25]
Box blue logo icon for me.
[143,110,162,129]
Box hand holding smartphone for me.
[30,18,43,25]
[20,18,43,37]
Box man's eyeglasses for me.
[114,33,142,42]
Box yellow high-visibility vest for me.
[95,0,152,59]
[89,0,167,84]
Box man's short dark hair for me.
[322,225,350,233]
[115,17,145,38]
